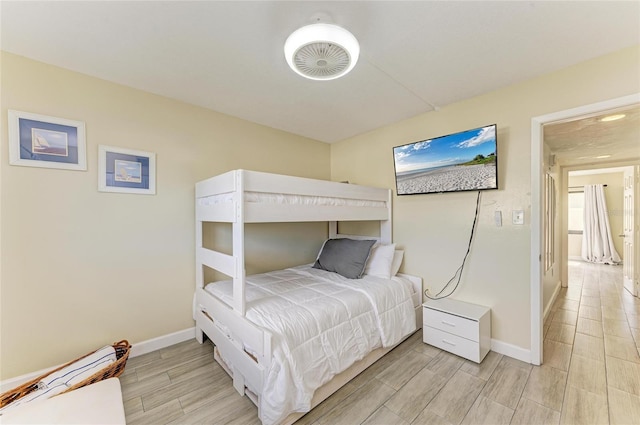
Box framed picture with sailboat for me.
[98,145,156,195]
[8,110,87,171]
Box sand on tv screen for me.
[393,124,498,195]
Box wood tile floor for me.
[121,261,640,424]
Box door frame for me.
[530,93,640,365]
[623,166,637,296]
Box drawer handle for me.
[441,320,456,327]
[442,339,457,346]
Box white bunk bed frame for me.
[194,169,422,424]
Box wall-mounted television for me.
[393,124,498,195]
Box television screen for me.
[393,124,498,195]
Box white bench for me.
[0,378,125,424]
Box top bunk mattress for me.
[195,170,391,223]
[197,191,387,208]
[195,170,390,205]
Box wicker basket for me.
[0,340,131,409]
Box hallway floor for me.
[542,260,640,424]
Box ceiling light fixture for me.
[284,23,360,81]
[600,114,626,122]
[595,155,612,159]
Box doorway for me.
[530,93,640,365]
[563,166,629,290]
[565,168,629,260]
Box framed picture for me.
[8,110,87,170]
[98,145,156,195]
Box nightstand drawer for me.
[424,307,478,342]
[423,326,480,362]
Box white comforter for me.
[205,265,416,425]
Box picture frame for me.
[8,110,87,170]
[98,145,156,195]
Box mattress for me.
[204,265,416,425]
[198,191,387,208]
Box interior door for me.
[623,166,636,296]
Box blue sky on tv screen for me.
[394,125,496,174]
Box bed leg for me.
[233,368,246,396]
[195,327,204,344]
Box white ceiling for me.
[544,105,640,166]
[1,1,639,144]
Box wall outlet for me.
[513,210,525,225]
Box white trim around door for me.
[530,93,640,366]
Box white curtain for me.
[582,184,621,264]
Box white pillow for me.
[364,243,396,279]
[391,250,404,276]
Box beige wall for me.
[568,233,582,258]
[567,172,626,260]
[0,53,330,378]
[331,45,640,352]
[2,45,639,378]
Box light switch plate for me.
[513,210,524,225]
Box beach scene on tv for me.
[394,125,497,195]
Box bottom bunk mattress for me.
[203,264,417,425]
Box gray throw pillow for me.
[313,238,377,279]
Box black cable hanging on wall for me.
[424,190,482,300]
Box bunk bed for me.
[193,169,423,425]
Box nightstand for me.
[423,298,491,363]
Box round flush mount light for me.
[284,23,360,81]
[600,114,626,122]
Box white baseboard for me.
[491,339,531,364]
[129,327,195,358]
[0,328,196,392]
[543,281,562,323]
